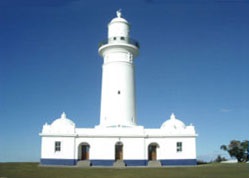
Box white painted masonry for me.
[40,10,197,167]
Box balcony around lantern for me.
[98,36,140,49]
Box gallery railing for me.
[99,37,140,49]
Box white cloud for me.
[219,108,232,113]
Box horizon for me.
[1,0,249,162]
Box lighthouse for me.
[40,10,197,167]
[98,10,139,127]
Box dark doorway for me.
[148,143,158,161]
[79,143,90,160]
[115,142,123,160]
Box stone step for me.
[113,160,126,167]
[77,160,91,167]
[147,160,162,167]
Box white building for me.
[40,11,197,167]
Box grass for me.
[0,162,248,178]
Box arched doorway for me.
[78,143,90,160]
[148,143,159,161]
[115,142,123,161]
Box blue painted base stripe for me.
[40,159,76,166]
[125,160,147,166]
[40,158,197,166]
[160,159,197,166]
[91,160,114,166]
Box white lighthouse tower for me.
[40,11,197,167]
[98,10,139,127]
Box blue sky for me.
[1,0,249,162]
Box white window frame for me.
[55,141,61,152]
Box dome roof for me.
[161,113,185,130]
[109,10,128,24]
[51,112,75,128]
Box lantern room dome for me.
[109,10,128,24]
[110,16,128,24]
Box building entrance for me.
[79,143,90,160]
[115,142,123,160]
[148,143,158,161]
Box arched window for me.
[78,143,90,160]
[148,143,159,161]
[115,141,123,161]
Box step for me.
[113,160,126,167]
[77,160,91,167]
[147,160,162,167]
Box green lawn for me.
[0,162,248,178]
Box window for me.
[120,36,125,40]
[176,142,182,152]
[55,141,61,152]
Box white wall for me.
[41,136,75,159]
[73,135,196,160]
[41,127,197,161]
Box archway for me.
[148,143,159,161]
[115,141,123,161]
[78,143,90,160]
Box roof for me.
[51,112,75,128]
[109,10,128,24]
[41,112,76,134]
[161,113,186,130]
